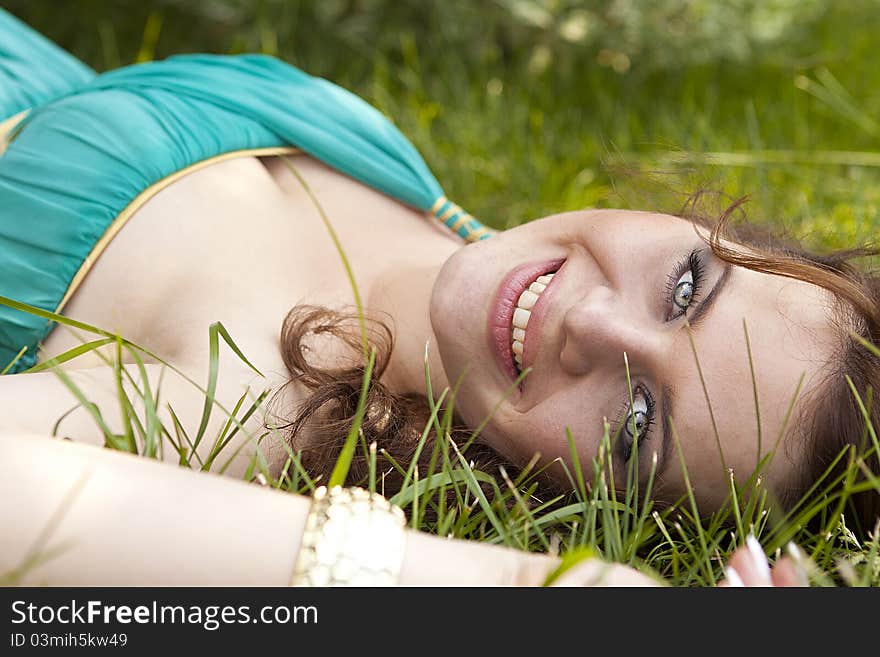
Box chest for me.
[37,153,451,375]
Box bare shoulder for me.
[37,155,305,369]
[37,150,447,372]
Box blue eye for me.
[615,249,702,460]
[673,270,694,309]
[619,386,655,458]
[666,250,704,320]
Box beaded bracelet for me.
[290,485,406,586]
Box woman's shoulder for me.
[36,155,286,357]
[36,151,444,369]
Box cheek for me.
[430,249,475,334]
[431,241,500,345]
[479,412,559,467]
[431,261,483,379]
[483,394,603,470]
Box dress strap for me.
[430,196,492,243]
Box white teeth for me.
[512,308,531,329]
[510,270,557,372]
[516,289,539,310]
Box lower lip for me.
[488,257,566,385]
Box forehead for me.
[660,264,839,506]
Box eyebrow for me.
[657,258,733,479]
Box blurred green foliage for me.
[7,0,880,246]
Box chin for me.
[430,244,489,360]
[430,257,495,432]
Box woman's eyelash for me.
[614,249,704,458]
[613,250,702,461]
[615,384,656,458]
[664,248,704,320]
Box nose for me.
[559,284,664,377]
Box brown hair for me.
[273,305,510,498]
[686,194,880,532]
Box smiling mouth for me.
[511,270,558,374]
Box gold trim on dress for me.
[465,225,492,241]
[53,145,302,313]
[430,196,448,214]
[447,213,473,234]
[0,110,29,156]
[438,204,462,223]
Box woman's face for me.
[430,209,839,510]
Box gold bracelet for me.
[290,485,406,586]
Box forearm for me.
[1,431,309,585]
[0,366,124,444]
[0,363,272,477]
[0,432,556,586]
[400,531,554,586]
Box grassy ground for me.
[4,0,880,586]
[10,0,880,244]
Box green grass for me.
[4,0,880,586]
[4,160,879,585]
[8,0,880,245]
[3,291,878,586]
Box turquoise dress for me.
[0,9,95,118]
[0,10,489,374]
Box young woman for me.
[0,9,866,586]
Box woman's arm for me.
[0,361,273,475]
[0,364,159,443]
[1,431,307,585]
[0,362,558,584]
[1,431,569,586]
